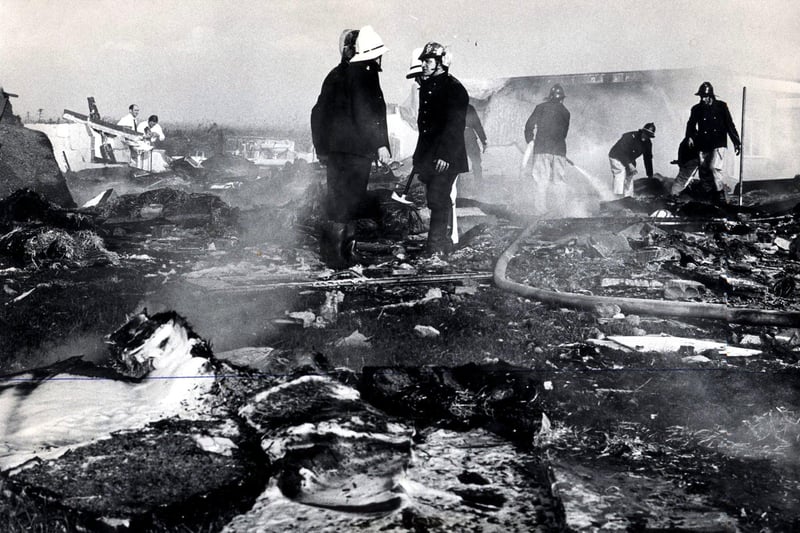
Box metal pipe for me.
[494,222,800,327]
[197,271,493,292]
[738,87,746,207]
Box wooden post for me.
[738,87,746,207]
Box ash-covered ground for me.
[2,125,800,531]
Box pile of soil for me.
[0,124,75,208]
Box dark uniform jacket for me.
[609,131,654,177]
[464,104,487,156]
[310,61,390,159]
[310,61,346,157]
[524,100,570,156]
[685,99,741,153]
[413,73,469,175]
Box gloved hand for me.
[735,145,741,156]
[377,146,391,166]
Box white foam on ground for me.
[0,320,216,471]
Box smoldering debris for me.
[96,187,239,233]
[0,227,119,268]
[2,311,568,531]
[0,189,116,268]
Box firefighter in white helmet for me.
[412,41,469,256]
[310,26,391,268]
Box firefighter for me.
[311,26,391,268]
[464,103,487,180]
[523,84,571,212]
[608,122,656,198]
[685,81,742,203]
[412,42,469,256]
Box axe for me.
[390,169,418,205]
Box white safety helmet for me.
[350,25,388,63]
[406,47,424,79]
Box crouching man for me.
[608,122,656,198]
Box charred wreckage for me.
[1,62,800,533]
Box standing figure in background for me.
[310,26,390,268]
[117,104,139,131]
[523,84,570,213]
[413,41,468,256]
[137,115,165,143]
[684,81,741,203]
[608,122,656,198]
[464,103,487,180]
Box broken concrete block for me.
[335,330,371,348]
[634,246,680,264]
[739,334,762,346]
[586,233,632,258]
[624,315,641,327]
[721,276,767,296]
[774,236,792,251]
[664,279,706,300]
[593,303,621,318]
[286,311,317,328]
[455,285,478,295]
[414,325,440,338]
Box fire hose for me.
[493,221,800,327]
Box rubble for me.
[0,101,75,207]
[4,91,800,530]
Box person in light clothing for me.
[523,84,570,212]
[137,115,165,143]
[608,122,655,198]
[117,104,139,131]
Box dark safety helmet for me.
[640,122,656,138]
[339,29,359,61]
[548,84,565,101]
[418,41,447,61]
[695,81,715,98]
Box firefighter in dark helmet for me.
[684,81,741,203]
[412,41,469,256]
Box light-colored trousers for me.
[532,153,567,183]
[699,147,728,192]
[609,157,636,197]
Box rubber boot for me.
[319,221,348,270]
[342,221,359,265]
[426,208,453,256]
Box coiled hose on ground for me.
[493,221,800,327]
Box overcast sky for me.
[2,0,798,128]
